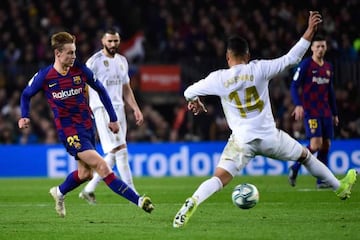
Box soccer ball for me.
[231,183,259,209]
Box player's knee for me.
[310,144,321,152]
[310,138,325,152]
[95,160,112,178]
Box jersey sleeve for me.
[290,60,307,106]
[83,65,118,122]
[85,56,97,78]
[184,71,223,101]
[20,71,45,118]
[257,38,311,81]
[122,55,130,84]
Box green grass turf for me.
[0,175,358,240]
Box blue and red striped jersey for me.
[20,61,117,139]
[290,57,338,118]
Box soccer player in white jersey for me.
[173,11,357,228]
[79,28,144,204]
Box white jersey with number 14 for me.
[184,38,311,143]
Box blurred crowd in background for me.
[0,0,360,145]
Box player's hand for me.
[108,121,120,133]
[302,11,322,41]
[18,118,30,129]
[308,11,322,32]
[291,106,304,121]
[187,97,207,115]
[134,109,144,126]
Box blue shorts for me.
[59,127,96,160]
[304,116,334,139]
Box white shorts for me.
[93,105,127,154]
[217,129,303,177]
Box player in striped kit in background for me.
[18,31,154,217]
[288,34,339,189]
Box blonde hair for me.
[51,32,76,51]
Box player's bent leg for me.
[102,172,155,213]
[79,152,116,204]
[82,151,141,207]
[173,176,223,228]
[300,149,341,190]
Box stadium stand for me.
[0,0,359,144]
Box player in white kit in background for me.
[79,28,144,204]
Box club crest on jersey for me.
[73,76,82,85]
[103,60,109,67]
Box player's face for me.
[102,33,120,57]
[311,40,327,59]
[57,43,76,67]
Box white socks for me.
[192,176,223,205]
[303,151,340,190]
[115,149,138,194]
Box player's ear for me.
[246,52,250,62]
[101,36,106,46]
[54,49,61,57]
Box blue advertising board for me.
[0,140,359,178]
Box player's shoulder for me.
[241,60,262,72]
[71,60,93,77]
[72,60,87,69]
[209,67,229,78]
[297,57,312,69]
[247,60,260,67]
[114,53,128,62]
[87,50,104,63]
[38,65,53,74]
[34,65,53,79]
[301,57,312,65]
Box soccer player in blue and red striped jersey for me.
[288,34,339,188]
[18,32,154,217]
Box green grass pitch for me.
[0,175,358,240]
